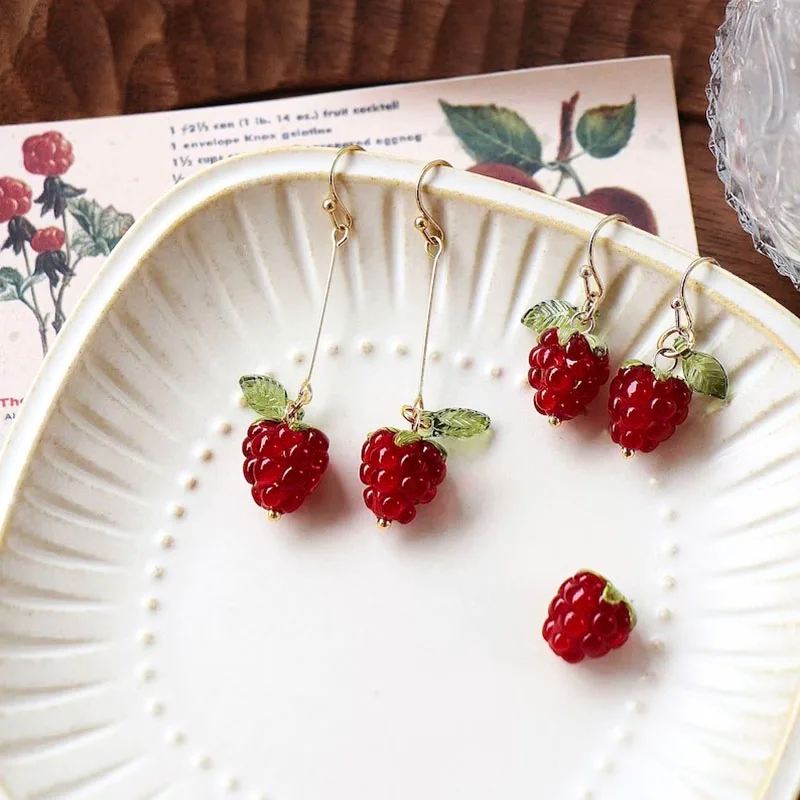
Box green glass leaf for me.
[440,100,542,174]
[239,375,289,420]
[576,97,636,159]
[584,333,608,356]
[600,579,637,629]
[681,350,729,400]
[430,408,491,439]
[521,299,579,335]
[394,430,422,447]
[620,358,646,370]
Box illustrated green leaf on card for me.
[576,97,636,159]
[239,375,289,420]
[429,408,491,439]
[440,100,542,174]
[0,266,23,301]
[68,197,134,258]
[521,299,579,335]
[681,351,729,400]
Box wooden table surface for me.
[2,0,798,317]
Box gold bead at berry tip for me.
[266,509,282,521]
[376,518,392,530]
[414,215,427,230]
[621,448,635,459]
[548,415,561,428]
[322,197,336,212]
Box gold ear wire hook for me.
[323,144,364,245]
[674,256,719,337]
[414,159,452,256]
[579,213,630,322]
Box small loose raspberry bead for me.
[608,363,693,456]
[528,327,609,425]
[543,570,636,663]
[359,428,447,528]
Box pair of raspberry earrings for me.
[528,218,730,663]
[523,214,729,455]
[240,150,489,528]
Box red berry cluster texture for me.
[30,226,66,253]
[22,131,74,177]
[360,428,447,527]
[0,177,32,223]
[528,328,610,422]
[608,363,692,454]
[543,571,635,663]
[242,420,330,517]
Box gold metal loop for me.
[415,159,452,256]
[656,326,692,359]
[323,144,364,244]
[580,213,630,320]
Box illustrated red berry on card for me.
[608,345,728,457]
[30,226,66,253]
[543,570,636,663]
[23,131,75,177]
[0,177,32,223]
[239,375,330,520]
[360,408,490,529]
[522,300,610,425]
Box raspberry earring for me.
[609,256,729,456]
[239,145,364,519]
[359,160,491,529]
[522,214,630,426]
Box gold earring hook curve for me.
[415,159,452,255]
[577,213,630,328]
[324,144,364,244]
[675,255,719,335]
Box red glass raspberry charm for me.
[30,226,66,253]
[360,428,447,528]
[543,570,636,663]
[608,363,692,455]
[359,407,489,528]
[527,327,610,424]
[23,131,74,176]
[242,420,329,518]
[239,374,330,520]
[0,177,32,223]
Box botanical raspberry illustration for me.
[239,375,330,519]
[0,131,134,357]
[23,131,74,176]
[543,570,636,663]
[0,177,32,223]
[30,226,65,253]
[359,408,490,529]
[522,300,610,425]
[609,344,728,457]
[441,92,658,235]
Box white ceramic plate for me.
[0,148,799,800]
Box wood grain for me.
[0,0,798,315]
